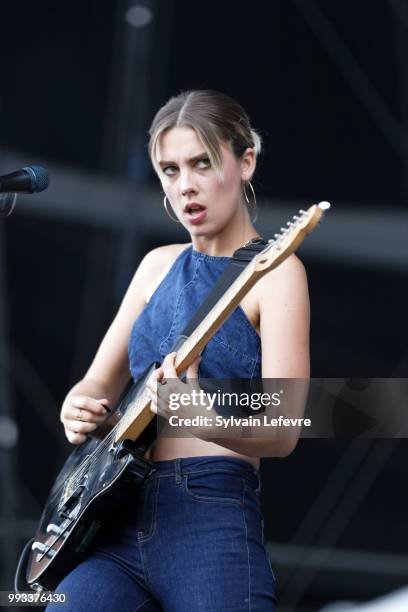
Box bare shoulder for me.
[256,253,308,298]
[142,242,191,269]
[142,242,192,303]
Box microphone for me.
[0,166,49,194]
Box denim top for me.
[128,245,262,382]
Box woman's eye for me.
[162,166,177,176]
[197,158,211,169]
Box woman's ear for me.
[240,147,257,182]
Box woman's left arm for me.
[204,253,311,457]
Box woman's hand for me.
[145,352,204,422]
[60,395,111,444]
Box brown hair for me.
[148,90,262,180]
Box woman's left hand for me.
[145,351,204,421]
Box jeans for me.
[46,456,277,611]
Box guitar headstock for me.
[254,201,331,273]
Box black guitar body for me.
[15,364,158,592]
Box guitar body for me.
[16,365,157,592]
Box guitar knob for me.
[46,523,63,536]
[31,541,47,554]
[32,541,56,558]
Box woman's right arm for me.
[60,246,170,444]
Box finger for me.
[65,430,87,445]
[186,356,202,391]
[147,386,168,418]
[148,394,158,416]
[148,397,168,419]
[186,355,201,379]
[150,366,164,389]
[161,352,178,379]
[66,396,110,416]
[62,407,107,425]
[146,383,157,411]
[146,367,165,391]
[64,419,99,434]
[98,398,112,413]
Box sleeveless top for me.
[128,245,262,383]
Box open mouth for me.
[185,204,206,215]
[184,204,207,224]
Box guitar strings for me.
[46,385,143,507]
[66,386,150,491]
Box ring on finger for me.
[76,408,85,422]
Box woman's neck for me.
[191,212,260,257]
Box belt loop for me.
[175,458,182,484]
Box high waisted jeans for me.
[47,456,277,611]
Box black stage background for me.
[1,2,407,610]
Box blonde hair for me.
[148,90,262,180]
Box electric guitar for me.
[15,201,330,593]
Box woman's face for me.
[155,126,254,237]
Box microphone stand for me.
[0,193,18,217]
[0,204,20,588]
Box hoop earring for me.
[163,196,180,223]
[243,181,257,210]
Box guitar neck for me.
[114,258,262,442]
[114,202,329,442]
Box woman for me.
[52,90,310,611]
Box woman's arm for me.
[211,253,310,457]
[60,245,176,444]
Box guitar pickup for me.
[58,485,85,518]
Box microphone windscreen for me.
[22,166,49,193]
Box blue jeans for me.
[47,456,277,611]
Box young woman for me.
[51,90,310,611]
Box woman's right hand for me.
[60,395,111,444]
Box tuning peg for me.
[318,201,331,210]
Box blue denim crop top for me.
[128,245,262,382]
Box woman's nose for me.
[179,169,197,196]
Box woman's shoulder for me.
[143,242,192,275]
[254,253,308,301]
[146,242,192,260]
[142,243,192,303]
